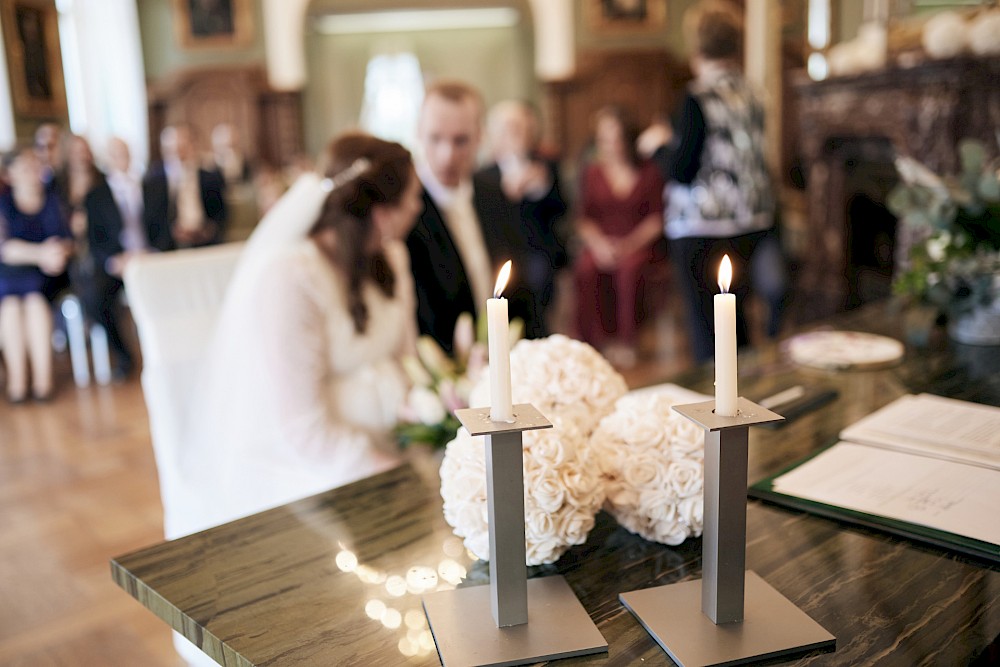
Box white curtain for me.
[0,11,17,151]
[360,51,424,151]
[58,0,148,170]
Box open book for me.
[750,393,1000,563]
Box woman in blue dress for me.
[0,146,72,402]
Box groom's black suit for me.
[406,175,509,354]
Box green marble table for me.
[112,301,1000,666]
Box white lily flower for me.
[409,386,447,426]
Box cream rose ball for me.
[440,416,606,566]
[591,391,705,545]
[468,335,627,437]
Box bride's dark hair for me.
[311,133,413,334]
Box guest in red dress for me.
[574,106,664,367]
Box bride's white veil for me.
[174,173,328,529]
[179,167,379,529]
[216,158,371,351]
[223,172,328,314]
[226,158,371,300]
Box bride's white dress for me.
[178,174,412,536]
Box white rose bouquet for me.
[440,416,605,566]
[468,334,628,436]
[590,391,706,546]
[440,335,625,565]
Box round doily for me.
[786,331,904,370]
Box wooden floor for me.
[0,293,694,666]
[0,370,185,667]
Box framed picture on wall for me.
[0,0,67,118]
[173,0,253,49]
[587,0,667,34]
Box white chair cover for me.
[124,243,244,540]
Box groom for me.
[407,80,509,353]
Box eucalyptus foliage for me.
[889,139,1000,313]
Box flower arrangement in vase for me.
[889,139,1000,344]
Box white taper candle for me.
[488,261,514,422]
[714,255,738,417]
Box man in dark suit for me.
[476,100,568,338]
[76,138,150,378]
[143,123,226,251]
[407,80,508,353]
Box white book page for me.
[839,394,1000,470]
[772,442,1000,546]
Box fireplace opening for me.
[846,193,897,308]
[833,137,899,310]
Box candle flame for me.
[718,255,732,293]
[493,260,512,298]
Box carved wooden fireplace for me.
[794,56,1000,321]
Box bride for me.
[181,133,422,533]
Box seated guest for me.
[407,79,506,353]
[477,100,568,338]
[210,122,253,186]
[253,161,287,215]
[61,136,145,379]
[143,123,227,250]
[0,147,73,402]
[60,135,97,224]
[33,122,63,192]
[102,137,149,274]
[182,133,421,531]
[574,106,664,368]
[60,135,134,378]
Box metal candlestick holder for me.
[619,397,835,667]
[422,404,607,667]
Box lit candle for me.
[715,255,738,417]
[488,260,514,423]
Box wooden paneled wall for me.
[541,49,690,172]
[146,65,303,167]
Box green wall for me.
[137,0,267,80]
[302,20,536,157]
[135,0,701,161]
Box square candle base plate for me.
[619,571,834,667]
[422,575,607,667]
